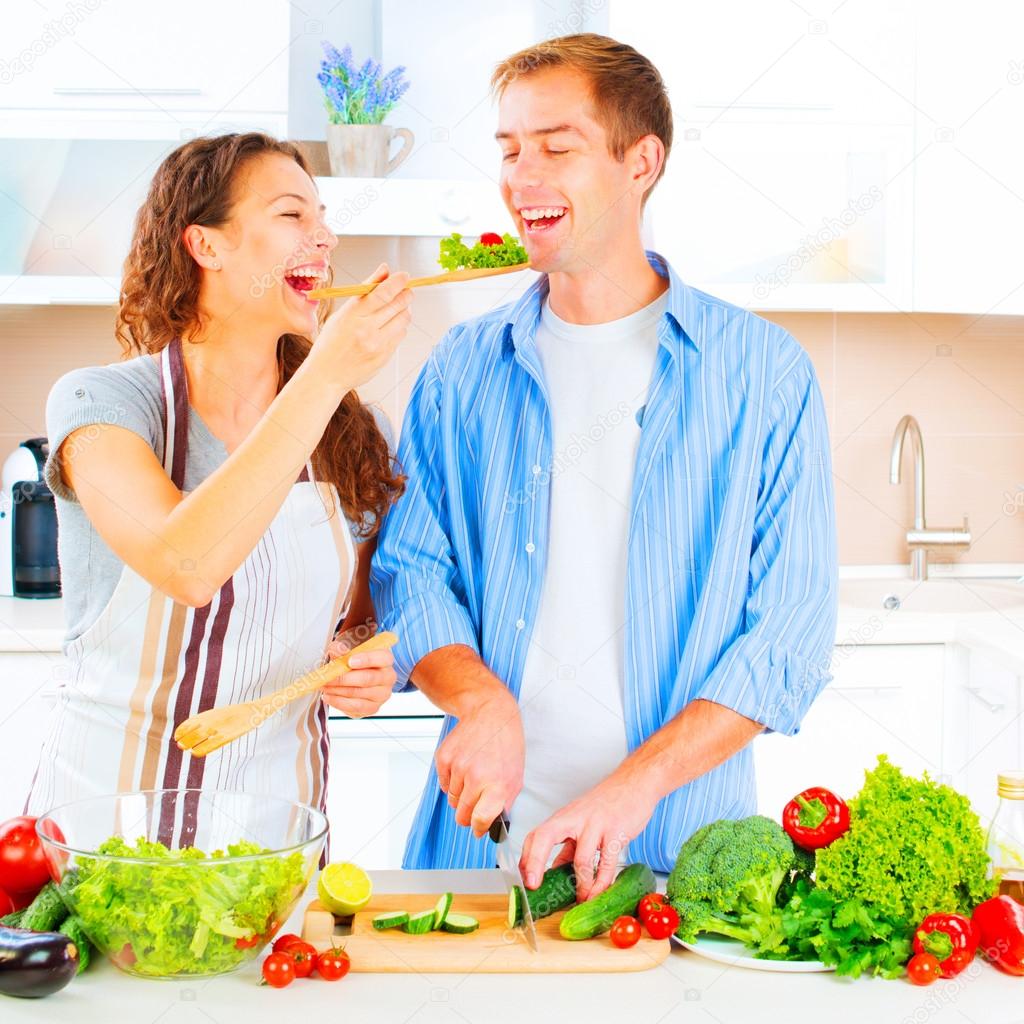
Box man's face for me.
[497,67,640,275]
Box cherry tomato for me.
[283,940,318,979]
[645,905,681,941]
[637,893,665,923]
[113,943,137,969]
[235,933,263,950]
[479,232,504,247]
[271,933,304,953]
[0,816,52,896]
[907,952,942,986]
[610,915,642,949]
[261,952,296,988]
[316,946,351,981]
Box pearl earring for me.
[212,260,221,270]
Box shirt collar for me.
[502,250,703,354]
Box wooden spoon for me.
[173,631,398,757]
[307,262,531,300]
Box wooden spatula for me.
[173,631,398,757]
[307,262,531,300]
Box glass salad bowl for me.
[35,789,327,978]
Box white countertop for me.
[3,869,1019,1024]
[0,596,65,654]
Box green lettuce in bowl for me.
[36,790,327,978]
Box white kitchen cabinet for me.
[0,652,66,820]
[912,3,1024,314]
[609,1,916,311]
[643,121,914,312]
[945,645,1023,824]
[325,715,443,869]
[1,1,290,139]
[755,643,946,814]
[612,0,916,126]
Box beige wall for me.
[2,238,1022,566]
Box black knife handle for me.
[488,811,510,843]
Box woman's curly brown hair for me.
[116,132,404,537]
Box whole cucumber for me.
[520,864,577,924]
[19,884,68,934]
[0,925,79,998]
[559,863,656,941]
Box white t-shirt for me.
[511,290,669,847]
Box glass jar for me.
[986,770,1024,904]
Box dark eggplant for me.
[0,925,79,998]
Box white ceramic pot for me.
[325,123,414,177]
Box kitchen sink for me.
[838,578,1024,616]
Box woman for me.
[25,133,412,844]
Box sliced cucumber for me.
[506,887,518,928]
[432,892,453,930]
[441,913,480,935]
[372,910,410,931]
[402,910,437,935]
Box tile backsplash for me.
[2,237,1021,567]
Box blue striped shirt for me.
[370,252,837,872]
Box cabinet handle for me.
[52,87,202,96]
[968,687,1005,713]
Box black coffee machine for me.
[0,438,60,599]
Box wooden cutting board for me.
[301,892,671,973]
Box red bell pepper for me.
[782,787,850,850]
[912,913,978,978]
[973,895,1024,977]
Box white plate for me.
[673,934,835,973]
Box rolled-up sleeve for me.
[692,353,837,735]
[370,349,479,690]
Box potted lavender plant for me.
[318,42,413,177]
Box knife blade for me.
[489,812,539,952]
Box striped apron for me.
[27,337,355,847]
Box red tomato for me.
[316,947,351,981]
[610,915,642,949]
[479,232,504,246]
[0,817,51,896]
[645,905,681,941]
[271,932,304,953]
[637,893,664,923]
[261,952,296,988]
[113,943,137,969]
[0,886,13,917]
[907,952,942,986]
[284,940,318,979]
[235,934,263,950]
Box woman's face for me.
[196,153,338,337]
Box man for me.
[371,34,837,900]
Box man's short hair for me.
[492,33,674,201]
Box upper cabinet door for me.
[1,0,290,138]
[611,0,917,311]
[912,2,1024,314]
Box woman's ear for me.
[182,224,221,271]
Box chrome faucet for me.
[889,414,971,580]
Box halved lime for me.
[317,862,373,915]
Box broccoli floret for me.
[666,815,802,955]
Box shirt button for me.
[525,542,535,554]
[515,618,526,630]
[531,464,541,475]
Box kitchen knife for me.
[489,812,539,952]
